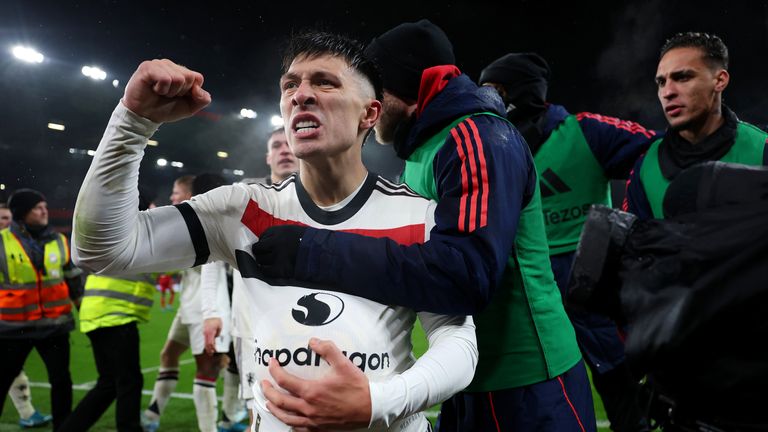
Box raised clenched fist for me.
[122,59,211,123]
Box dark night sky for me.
[1,0,767,213]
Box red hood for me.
[416,65,461,118]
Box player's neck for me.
[300,160,368,207]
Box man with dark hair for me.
[252,20,595,431]
[73,30,477,431]
[0,188,83,430]
[624,32,767,219]
[479,52,654,431]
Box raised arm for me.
[72,60,211,275]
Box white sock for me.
[193,376,218,432]
[222,369,245,423]
[9,371,35,419]
[144,367,179,420]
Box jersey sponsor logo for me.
[543,203,592,225]
[292,292,345,326]
[539,168,571,198]
[253,339,391,372]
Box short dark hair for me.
[281,30,383,100]
[660,32,729,70]
[192,173,227,195]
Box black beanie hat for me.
[365,19,455,101]
[479,53,550,121]
[8,189,46,221]
[479,52,551,89]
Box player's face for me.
[280,54,378,160]
[265,130,297,181]
[0,208,11,229]
[374,91,412,145]
[656,47,727,132]
[170,181,192,205]
[24,201,48,227]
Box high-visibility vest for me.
[79,274,155,333]
[0,228,72,322]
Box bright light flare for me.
[147,139,158,147]
[240,108,257,119]
[170,161,184,168]
[270,115,284,127]
[217,151,229,159]
[12,46,44,63]
[156,158,168,167]
[233,169,245,176]
[47,123,65,131]
[82,65,107,80]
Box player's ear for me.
[714,69,729,92]
[361,99,381,130]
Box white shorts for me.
[167,312,231,355]
[235,335,256,401]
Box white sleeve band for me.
[368,314,477,427]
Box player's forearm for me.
[72,102,196,275]
[200,261,225,319]
[368,314,477,427]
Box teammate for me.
[625,32,768,219]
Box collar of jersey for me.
[294,173,379,225]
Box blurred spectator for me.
[0,188,83,430]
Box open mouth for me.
[294,120,319,134]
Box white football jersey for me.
[74,104,476,432]
[187,174,436,431]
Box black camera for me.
[566,162,768,431]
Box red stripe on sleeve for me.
[466,118,489,228]
[458,121,480,232]
[576,112,655,139]
[450,127,470,232]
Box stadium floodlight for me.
[147,139,158,147]
[0,184,5,190]
[217,151,229,159]
[171,161,184,168]
[156,158,168,167]
[240,108,257,119]
[233,169,245,176]
[112,79,120,88]
[82,65,107,80]
[47,123,65,131]
[270,115,284,127]
[87,150,96,156]
[11,45,44,63]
